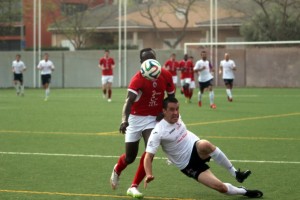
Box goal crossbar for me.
[184,40,300,54]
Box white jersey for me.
[12,60,26,74]
[220,59,236,79]
[146,118,199,170]
[194,59,213,82]
[37,60,55,75]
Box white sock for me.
[224,183,246,195]
[46,88,50,97]
[21,85,24,94]
[209,147,237,177]
[226,89,232,98]
[198,91,202,102]
[209,91,214,105]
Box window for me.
[61,3,88,16]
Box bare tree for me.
[47,0,116,49]
[137,0,198,49]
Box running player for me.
[194,51,216,109]
[12,54,26,96]
[179,54,193,102]
[37,53,55,101]
[110,48,175,198]
[98,49,115,102]
[163,53,179,92]
[219,53,237,102]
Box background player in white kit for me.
[144,97,263,199]
[12,54,26,96]
[37,53,55,101]
[219,53,237,102]
[194,51,216,109]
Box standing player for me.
[163,53,179,92]
[110,48,175,198]
[194,51,216,109]
[144,97,262,199]
[179,54,193,102]
[98,49,115,102]
[12,54,26,96]
[37,53,55,101]
[219,53,237,102]
[187,56,195,103]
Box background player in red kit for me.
[163,53,179,92]
[179,54,194,102]
[110,48,175,198]
[98,49,115,102]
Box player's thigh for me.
[198,169,226,192]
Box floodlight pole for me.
[33,0,37,88]
[118,0,122,87]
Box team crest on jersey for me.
[152,81,157,88]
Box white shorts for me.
[125,115,157,143]
[181,78,191,86]
[190,81,196,89]
[172,76,178,84]
[102,75,113,85]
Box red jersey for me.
[99,57,115,75]
[179,60,193,79]
[128,68,175,116]
[164,59,179,76]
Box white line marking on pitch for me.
[0,151,299,164]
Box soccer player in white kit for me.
[12,54,26,96]
[144,97,263,199]
[219,53,237,102]
[194,51,216,109]
[37,53,55,101]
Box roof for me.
[48,1,248,32]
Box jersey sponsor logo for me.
[152,81,157,88]
[176,131,187,143]
[149,90,161,107]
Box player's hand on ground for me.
[144,175,155,189]
[119,121,129,134]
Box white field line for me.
[0,151,299,164]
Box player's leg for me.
[107,81,112,102]
[101,76,107,99]
[225,79,233,101]
[111,141,139,190]
[197,82,204,107]
[208,80,216,108]
[198,170,263,198]
[127,128,152,198]
[13,74,20,95]
[20,74,24,96]
[196,140,251,183]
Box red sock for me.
[108,89,112,99]
[131,152,146,187]
[183,88,189,98]
[189,90,193,99]
[115,154,127,175]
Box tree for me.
[136,0,198,49]
[227,0,300,41]
[47,0,116,49]
[0,0,21,38]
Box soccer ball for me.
[140,59,162,80]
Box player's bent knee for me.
[198,140,215,154]
[125,156,136,164]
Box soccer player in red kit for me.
[98,49,115,102]
[179,54,194,102]
[163,53,179,92]
[110,48,175,198]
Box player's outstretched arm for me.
[119,91,137,134]
[144,152,155,189]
